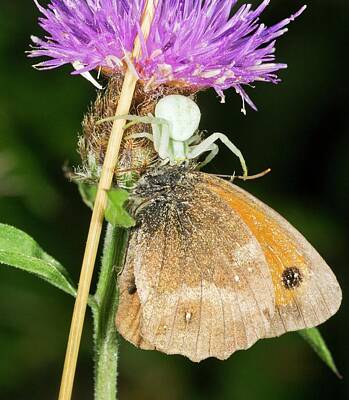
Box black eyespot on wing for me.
[282,267,303,289]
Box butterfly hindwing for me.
[116,233,154,351]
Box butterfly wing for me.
[116,233,154,350]
[116,170,275,362]
[203,174,342,337]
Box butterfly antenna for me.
[236,168,271,181]
[212,168,271,181]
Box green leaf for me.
[0,223,76,297]
[299,328,341,377]
[78,184,135,228]
[78,183,97,209]
[105,188,135,228]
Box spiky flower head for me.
[29,0,305,111]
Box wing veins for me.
[174,208,206,358]
[267,244,309,328]
[141,209,170,341]
[202,199,271,338]
[294,248,333,317]
[197,213,249,349]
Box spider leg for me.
[197,143,219,168]
[151,122,162,152]
[186,132,201,145]
[170,140,186,164]
[96,114,167,130]
[187,132,248,177]
[158,123,171,160]
[124,116,168,131]
[96,114,149,126]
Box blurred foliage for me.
[0,0,348,399]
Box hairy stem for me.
[93,224,129,400]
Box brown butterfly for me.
[115,166,342,362]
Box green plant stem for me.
[93,224,129,400]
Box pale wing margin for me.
[116,232,154,350]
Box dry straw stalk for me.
[58,2,158,399]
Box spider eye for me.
[155,95,201,142]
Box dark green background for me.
[0,0,348,399]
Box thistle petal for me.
[29,0,306,110]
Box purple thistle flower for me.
[29,0,306,111]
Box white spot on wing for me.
[185,312,192,323]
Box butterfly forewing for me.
[204,174,342,337]
[117,169,275,362]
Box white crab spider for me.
[98,94,248,177]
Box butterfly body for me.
[116,166,342,362]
